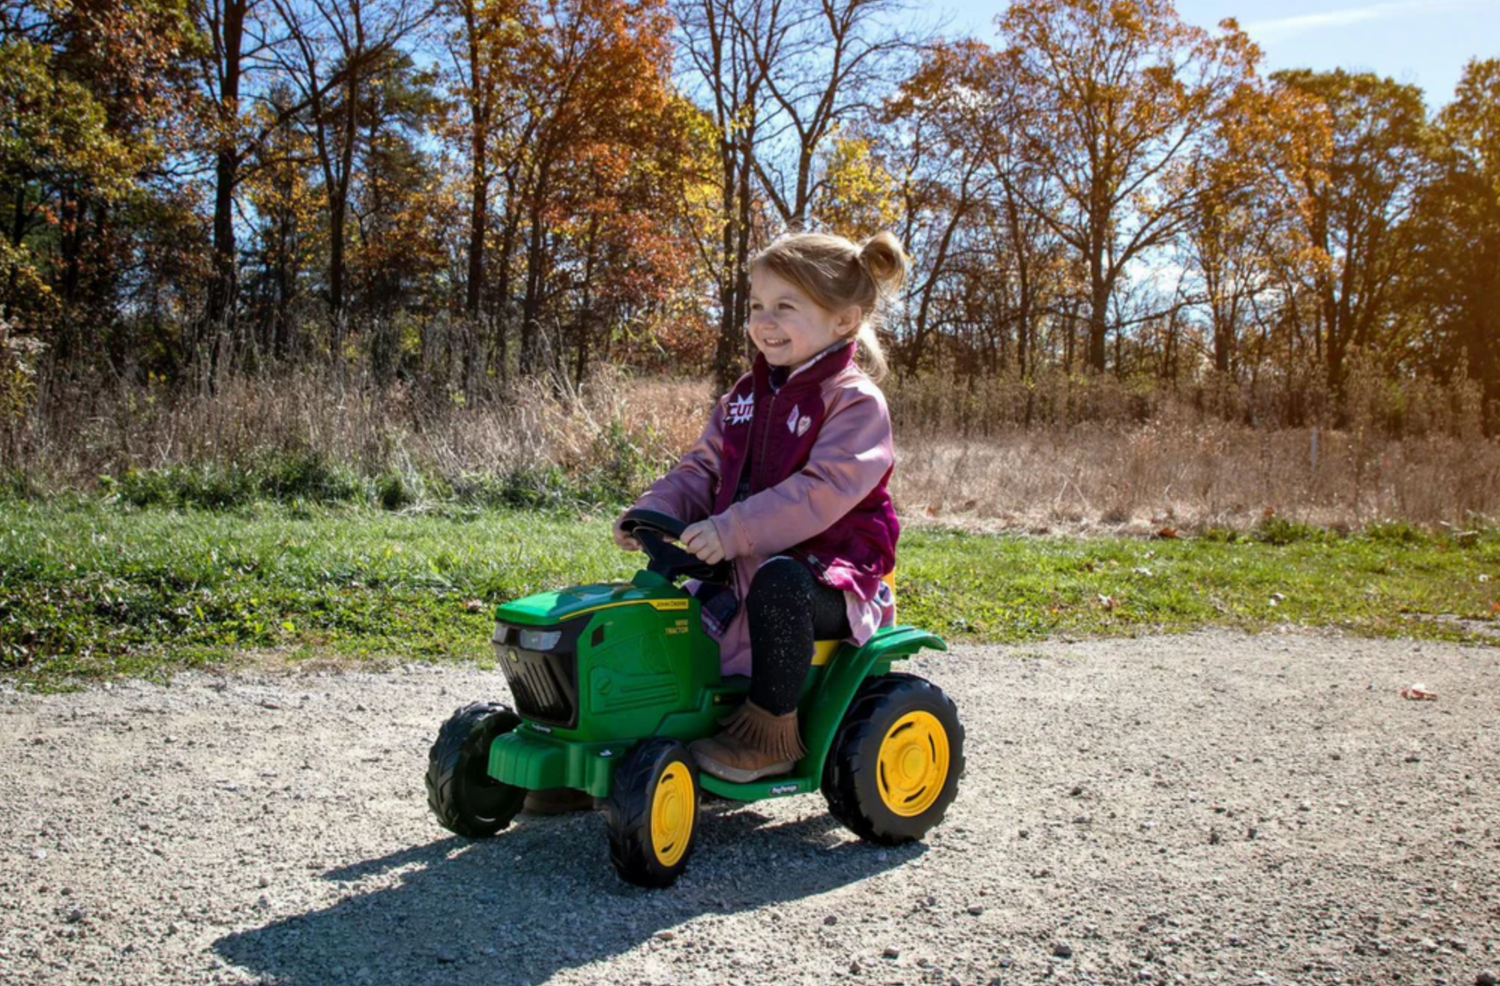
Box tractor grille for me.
[495,627,578,729]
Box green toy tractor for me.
[425,508,964,888]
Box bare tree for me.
[672,0,771,389]
[270,0,429,357]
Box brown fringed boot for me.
[689,700,806,783]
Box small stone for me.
[435,949,458,964]
[849,960,861,974]
[655,931,675,941]
[1053,942,1074,959]
[882,946,900,959]
[824,915,838,926]
[257,875,270,888]
[968,905,985,916]
[1476,973,1497,986]
[1070,785,1084,797]
[66,908,85,923]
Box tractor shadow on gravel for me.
[214,800,923,985]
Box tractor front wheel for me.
[426,702,526,838]
[604,739,701,888]
[823,673,964,845]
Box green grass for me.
[2,502,1498,687]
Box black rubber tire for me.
[426,702,526,838]
[604,738,701,888]
[822,673,965,845]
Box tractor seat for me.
[811,571,897,667]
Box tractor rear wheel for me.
[426,702,526,838]
[604,738,701,888]
[822,673,964,845]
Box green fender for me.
[801,624,948,780]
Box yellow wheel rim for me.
[877,711,950,818]
[650,762,695,867]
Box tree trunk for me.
[204,0,247,376]
[518,190,549,376]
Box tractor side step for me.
[699,772,818,802]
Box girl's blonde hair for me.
[749,230,908,381]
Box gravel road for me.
[2,629,1497,986]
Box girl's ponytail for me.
[854,232,908,381]
[859,231,909,299]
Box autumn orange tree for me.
[1,0,199,365]
[1268,69,1432,392]
[999,0,1258,374]
[1179,74,1329,377]
[1409,58,1500,404]
[879,38,1084,379]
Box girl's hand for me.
[612,513,641,552]
[680,520,726,564]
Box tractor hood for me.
[494,570,691,627]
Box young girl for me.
[615,230,907,783]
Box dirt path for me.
[1,630,1497,986]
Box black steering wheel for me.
[618,508,730,584]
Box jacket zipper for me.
[753,389,778,493]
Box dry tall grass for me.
[5,369,712,491]
[5,367,1499,532]
[893,413,1500,534]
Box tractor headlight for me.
[518,628,562,651]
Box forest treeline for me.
[2,0,1499,445]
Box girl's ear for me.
[837,305,863,337]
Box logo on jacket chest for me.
[726,392,754,426]
[786,405,811,437]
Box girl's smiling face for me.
[747,268,861,368]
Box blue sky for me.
[935,0,1500,108]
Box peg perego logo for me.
[770,783,799,795]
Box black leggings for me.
[745,557,851,715]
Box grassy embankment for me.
[2,502,1496,688]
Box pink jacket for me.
[632,341,899,675]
